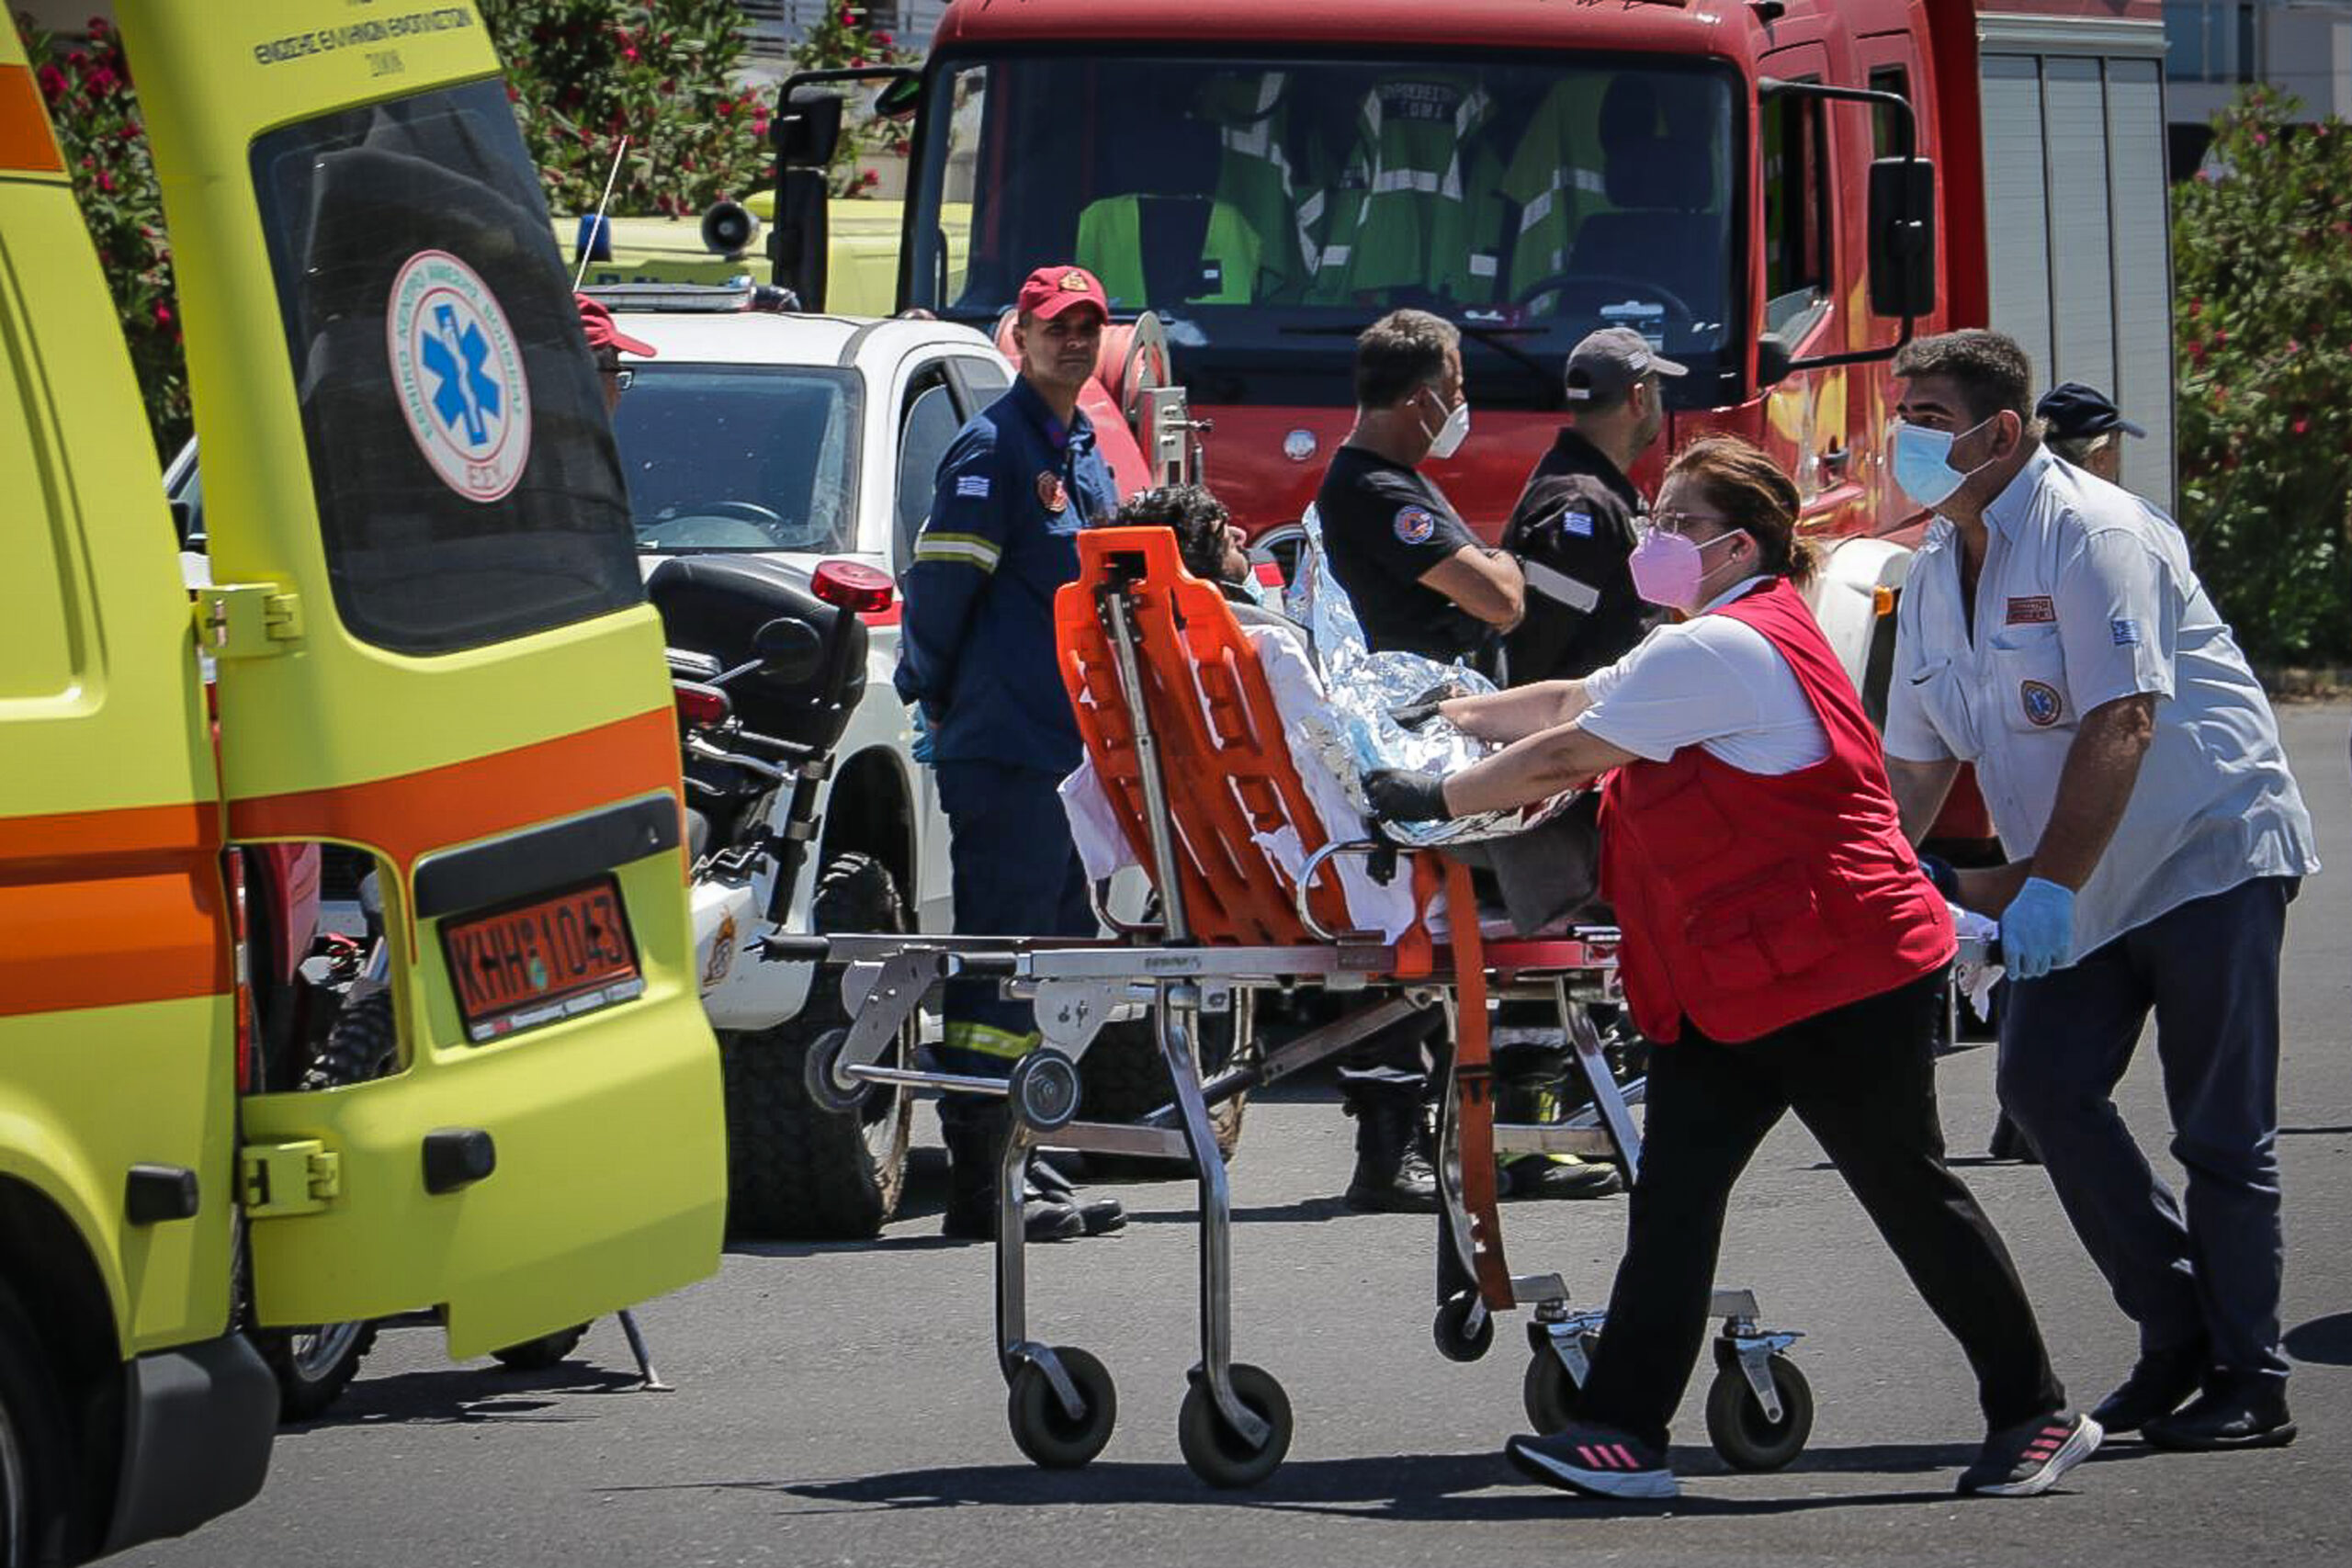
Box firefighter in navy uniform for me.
[896,265,1127,1243]
[1484,326,1686,1201]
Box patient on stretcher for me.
[1057,512,1597,942]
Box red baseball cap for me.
[1014,265,1109,322]
[576,293,658,358]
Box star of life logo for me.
[387,250,532,503]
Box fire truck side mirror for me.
[1867,157,1938,320]
[774,87,846,169]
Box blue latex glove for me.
[909,704,935,767]
[1999,875,2075,980]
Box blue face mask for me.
[1892,416,1996,509]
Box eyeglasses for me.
[599,367,635,392]
[1645,508,1732,538]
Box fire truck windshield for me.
[905,53,1738,410]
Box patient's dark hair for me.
[1114,484,1238,583]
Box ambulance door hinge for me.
[195,583,303,659]
[239,1139,342,1218]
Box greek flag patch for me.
[1561,510,1594,536]
[956,474,990,499]
[2111,618,2142,647]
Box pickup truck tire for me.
[1075,1010,1247,1177]
[0,1280,74,1568]
[492,1324,590,1371]
[720,853,912,1239]
[253,991,395,1420]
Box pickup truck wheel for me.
[721,853,913,1239]
[0,1281,74,1568]
[250,992,395,1421]
[1077,1009,1247,1178]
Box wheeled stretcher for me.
[788,527,1814,1485]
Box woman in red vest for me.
[1370,437,2095,1502]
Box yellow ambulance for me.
[1,4,724,1561]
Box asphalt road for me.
[127,703,2352,1568]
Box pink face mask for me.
[1627,526,1744,612]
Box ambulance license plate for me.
[442,877,644,1043]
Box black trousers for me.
[1577,966,2064,1450]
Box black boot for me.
[1496,1065,1623,1201]
[2143,1373,2296,1450]
[939,1100,1083,1243]
[1343,1090,1440,1213]
[2089,1337,2207,1433]
[1030,1150,1127,1236]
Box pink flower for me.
[153,301,171,325]
[2293,417,2312,434]
[876,30,894,47]
[862,168,880,186]
[623,45,638,62]
[96,169,114,192]
[35,64,65,101]
[2254,130,2268,145]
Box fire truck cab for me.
[795,0,2172,721]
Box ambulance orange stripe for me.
[0,802,228,1018]
[226,707,681,875]
[0,63,65,175]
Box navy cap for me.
[2035,381,2144,441]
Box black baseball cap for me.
[2035,381,2145,441]
[1564,327,1688,403]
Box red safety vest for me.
[1598,579,1954,1044]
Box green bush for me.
[482,0,770,219]
[2172,86,2352,664]
[13,12,187,462]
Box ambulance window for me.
[1870,67,1913,158]
[895,376,963,577]
[1760,88,1830,337]
[247,80,641,656]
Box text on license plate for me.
[443,878,643,1043]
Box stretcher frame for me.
[785,528,1807,1484]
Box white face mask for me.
[1420,387,1471,460]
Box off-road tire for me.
[492,1324,590,1371]
[1076,1010,1247,1178]
[721,853,913,1239]
[252,992,396,1419]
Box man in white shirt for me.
[1881,330,2320,1453]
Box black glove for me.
[1365,768,1453,823]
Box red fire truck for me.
[780,0,2172,734]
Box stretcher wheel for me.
[1177,1363,1293,1488]
[1521,1336,1599,1433]
[1007,1347,1117,1470]
[1703,1354,1813,1472]
[1008,1048,1081,1134]
[802,1027,869,1114]
[1431,1290,1495,1364]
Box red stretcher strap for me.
[1056,527,1439,975]
[1444,858,1514,1312]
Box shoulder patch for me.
[956,474,990,499]
[1393,504,1438,546]
[1560,509,1594,536]
[2110,617,2142,647]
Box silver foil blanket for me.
[1283,504,1577,849]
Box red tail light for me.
[673,682,730,728]
[810,558,895,614]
